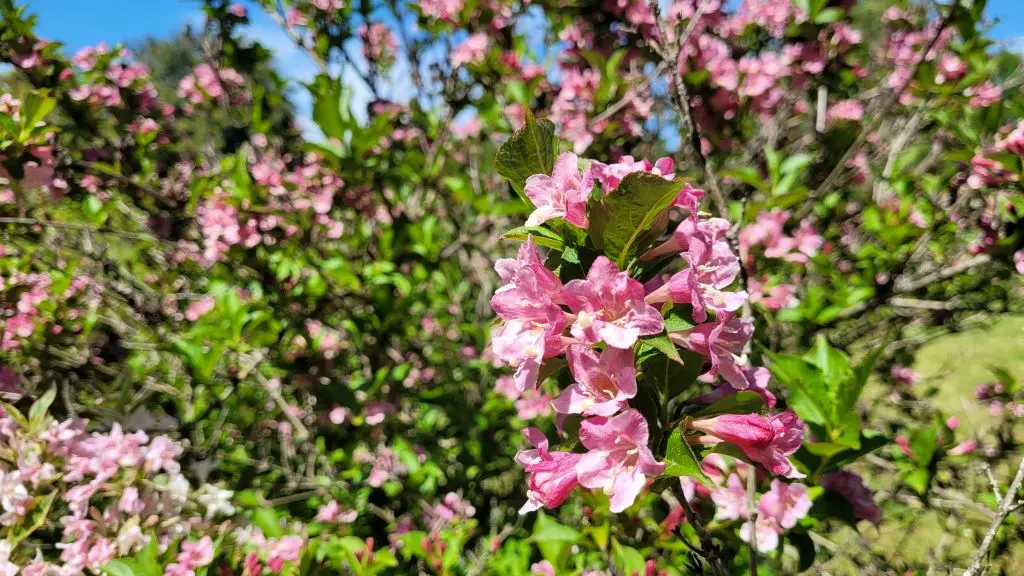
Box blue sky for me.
[24,0,1024,54]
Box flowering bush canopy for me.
[0,0,1022,573]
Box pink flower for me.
[966,155,1013,189]
[531,560,556,576]
[515,428,582,514]
[1014,250,1024,274]
[949,439,977,456]
[1003,121,1024,158]
[890,364,919,385]
[820,470,880,524]
[494,374,521,400]
[267,536,303,572]
[589,156,674,190]
[561,256,664,349]
[670,315,761,393]
[758,480,811,529]
[554,345,637,417]
[644,230,745,323]
[229,3,247,17]
[935,53,966,83]
[689,411,805,478]
[711,473,748,521]
[452,115,482,140]
[515,388,553,420]
[364,401,393,425]
[491,317,565,393]
[420,0,464,20]
[317,500,357,523]
[965,81,1002,108]
[576,409,665,512]
[178,536,215,569]
[451,33,488,67]
[523,152,593,228]
[492,237,564,323]
[827,99,864,123]
[185,296,215,321]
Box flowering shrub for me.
[0,0,1022,573]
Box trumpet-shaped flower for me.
[670,315,759,392]
[492,236,564,322]
[561,257,664,349]
[554,345,637,417]
[576,409,665,512]
[491,313,567,392]
[689,411,804,478]
[523,152,593,228]
[515,428,582,514]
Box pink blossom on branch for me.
[576,409,665,512]
[561,256,664,349]
[554,345,637,417]
[515,428,582,514]
[450,33,488,67]
[523,151,593,228]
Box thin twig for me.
[646,0,726,217]
[746,470,758,575]
[0,216,162,242]
[963,455,1024,576]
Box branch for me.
[646,0,726,217]
[810,0,959,201]
[0,216,165,242]
[963,455,1024,576]
[746,469,758,575]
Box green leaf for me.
[833,346,882,423]
[663,428,710,482]
[767,352,831,426]
[612,540,647,576]
[501,226,565,251]
[814,7,844,23]
[639,332,682,364]
[531,511,581,567]
[662,306,695,333]
[590,173,687,267]
[28,386,56,424]
[252,507,284,538]
[495,110,558,196]
[307,74,354,144]
[102,561,136,576]
[805,334,850,388]
[693,391,765,417]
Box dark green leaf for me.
[663,428,710,482]
[693,391,764,417]
[590,173,688,267]
[495,110,558,196]
[640,333,682,364]
[766,352,831,426]
[789,531,816,572]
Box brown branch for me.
[963,455,1024,576]
[0,216,165,242]
[646,0,726,217]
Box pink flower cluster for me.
[494,155,805,514]
[450,33,488,68]
[235,528,305,574]
[739,209,822,265]
[177,64,247,108]
[0,407,196,573]
[360,23,398,67]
